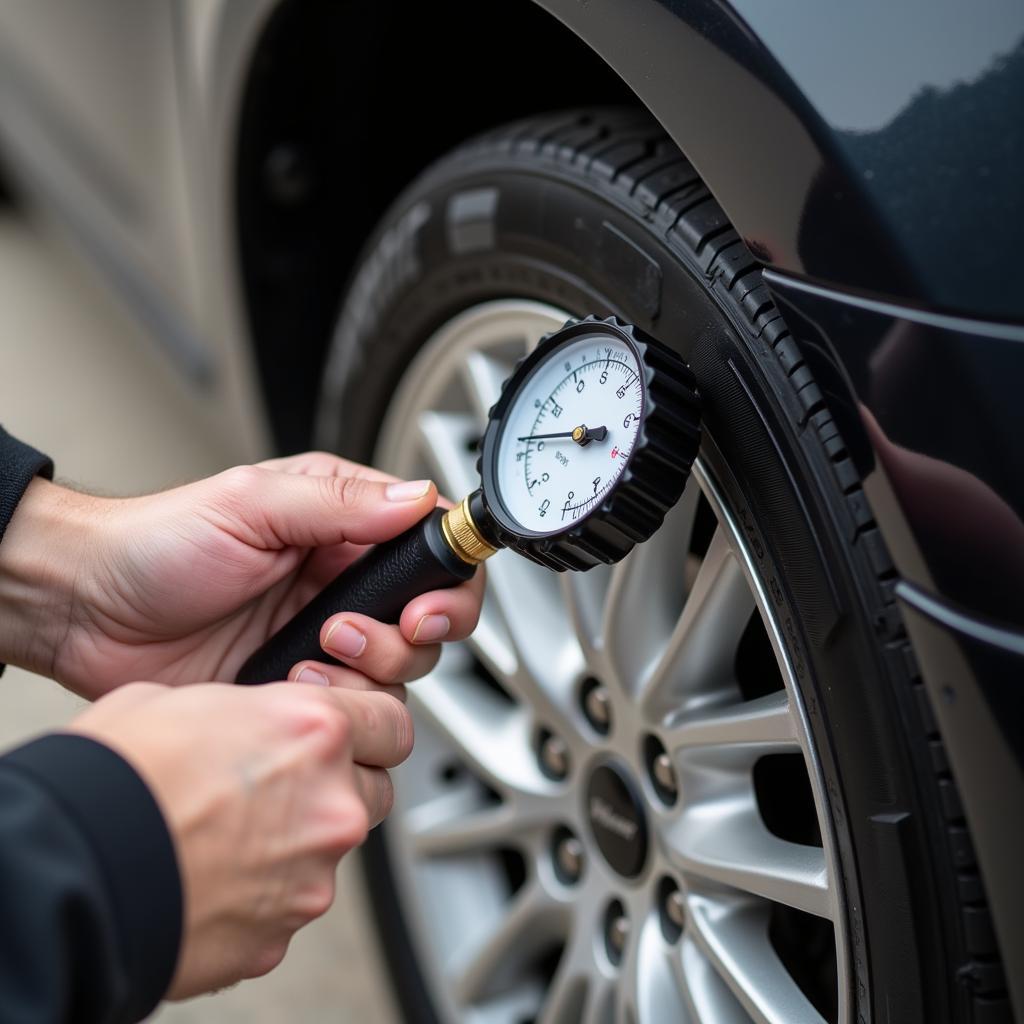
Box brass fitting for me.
[442,496,498,565]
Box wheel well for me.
[236,0,635,452]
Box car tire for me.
[316,109,1006,1024]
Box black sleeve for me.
[0,426,53,543]
[0,426,54,680]
[0,734,182,1024]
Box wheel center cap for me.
[586,762,648,878]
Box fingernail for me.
[295,666,330,686]
[324,620,367,659]
[412,614,450,644]
[386,479,432,502]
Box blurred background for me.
[0,208,398,1023]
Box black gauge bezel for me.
[484,322,647,541]
[475,316,702,572]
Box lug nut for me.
[581,678,612,734]
[657,877,685,942]
[604,902,630,965]
[609,915,629,952]
[665,888,686,929]
[553,831,584,884]
[653,753,677,793]
[538,730,570,780]
[644,735,678,804]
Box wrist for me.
[0,478,106,675]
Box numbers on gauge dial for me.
[496,335,644,533]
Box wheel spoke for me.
[537,883,606,1024]
[482,551,585,731]
[670,803,832,919]
[687,895,828,1024]
[631,914,688,1024]
[639,525,755,720]
[407,792,551,857]
[417,410,480,500]
[674,934,751,1024]
[485,554,580,674]
[601,476,700,696]
[466,985,546,1024]
[451,882,564,1005]
[665,691,799,758]
[461,350,513,428]
[470,600,519,682]
[537,966,587,1024]
[582,980,616,1024]
[411,655,548,796]
[559,562,613,674]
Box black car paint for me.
[765,273,1024,630]
[527,0,1024,1010]
[537,0,1024,320]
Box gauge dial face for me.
[495,334,644,534]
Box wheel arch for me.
[234,0,636,452]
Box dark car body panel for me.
[529,0,1024,1008]
[765,272,1024,628]
[537,0,1024,320]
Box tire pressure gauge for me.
[237,316,701,684]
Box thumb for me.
[218,467,438,549]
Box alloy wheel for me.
[374,300,850,1024]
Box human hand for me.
[0,452,483,698]
[68,678,411,996]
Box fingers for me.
[317,613,440,684]
[287,660,407,703]
[257,452,462,507]
[397,570,485,648]
[355,766,394,828]
[310,686,413,769]
[256,451,399,485]
[294,683,401,828]
[212,464,439,549]
[313,571,483,684]
[285,669,405,830]
[87,680,167,712]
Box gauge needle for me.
[518,424,608,447]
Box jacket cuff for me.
[0,426,54,546]
[2,733,182,1020]
[0,427,54,678]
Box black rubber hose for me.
[235,509,476,684]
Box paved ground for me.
[0,211,399,1023]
